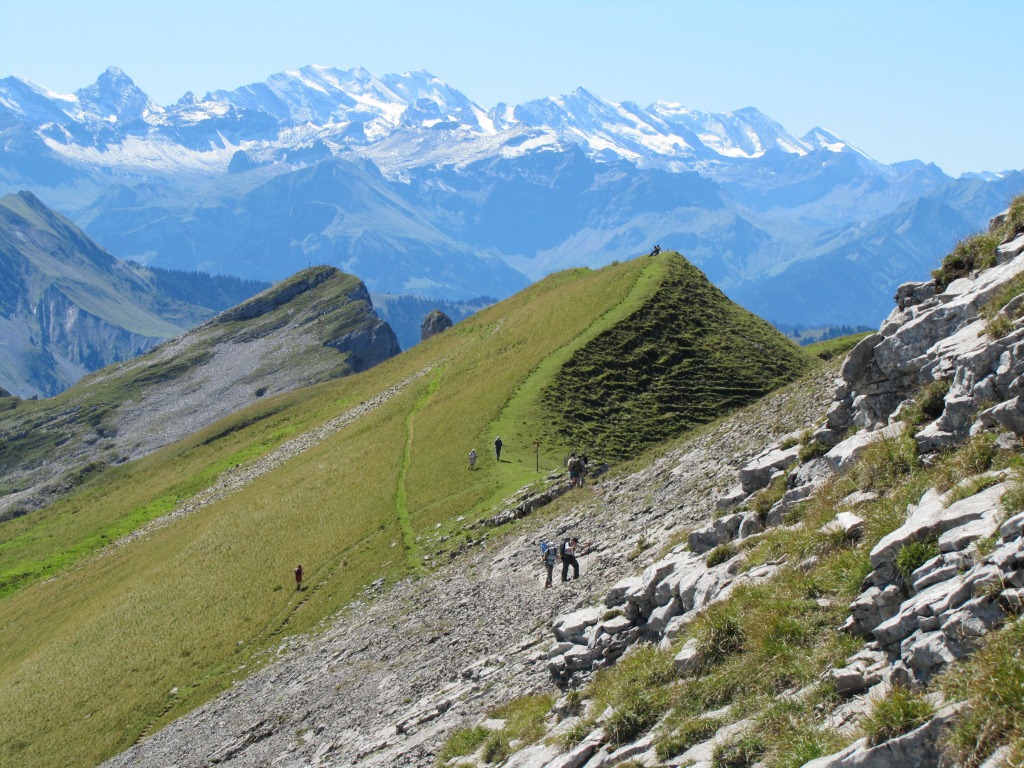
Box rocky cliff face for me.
[99,200,1024,768]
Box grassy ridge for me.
[0,253,807,767]
[539,255,811,458]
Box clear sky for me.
[1,0,1019,176]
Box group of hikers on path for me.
[468,436,504,470]
[541,536,587,588]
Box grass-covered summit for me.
[0,251,809,768]
[540,256,809,458]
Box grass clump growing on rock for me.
[436,725,490,763]
[436,693,555,766]
[852,429,920,491]
[706,542,739,567]
[933,231,1000,291]
[798,438,830,463]
[895,538,939,582]
[711,729,766,768]
[655,715,723,761]
[859,685,935,746]
[902,379,950,428]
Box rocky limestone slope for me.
[103,200,1024,768]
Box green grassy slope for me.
[539,256,811,458]
[0,252,810,767]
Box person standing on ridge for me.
[494,436,503,461]
[294,564,303,591]
[468,449,477,470]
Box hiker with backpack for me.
[560,537,580,582]
[293,564,303,591]
[494,436,503,461]
[468,449,477,470]
[567,453,584,487]
[541,541,558,588]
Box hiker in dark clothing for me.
[294,564,303,591]
[561,537,580,582]
[494,436,503,461]
[542,541,558,588]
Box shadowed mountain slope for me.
[0,251,808,768]
[0,191,268,397]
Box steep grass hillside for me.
[540,257,809,458]
[0,251,808,768]
[0,265,398,522]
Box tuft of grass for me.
[859,685,935,747]
[711,729,766,768]
[933,433,999,493]
[655,715,723,760]
[852,429,920,492]
[933,231,1000,291]
[752,473,789,517]
[798,439,830,463]
[1002,468,1024,514]
[436,725,490,762]
[480,733,510,763]
[901,379,950,428]
[706,542,738,567]
[488,693,555,746]
[983,273,1024,338]
[895,539,940,582]
[588,644,675,745]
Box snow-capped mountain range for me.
[0,65,859,175]
[1,65,1023,327]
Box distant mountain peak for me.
[75,66,157,122]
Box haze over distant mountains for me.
[2,65,1023,327]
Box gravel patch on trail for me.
[102,365,839,768]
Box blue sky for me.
[1,0,1019,176]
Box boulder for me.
[997,233,1024,264]
[738,446,799,494]
[419,309,453,341]
[825,422,906,475]
[673,638,702,675]
[688,513,743,554]
[869,484,1005,576]
[552,606,604,643]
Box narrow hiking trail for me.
[486,256,661,478]
[47,366,435,582]
[396,370,441,571]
